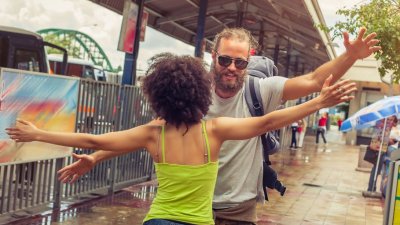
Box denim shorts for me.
[143,219,194,225]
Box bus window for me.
[49,60,64,75]
[48,55,100,80]
[14,49,41,72]
[67,63,84,77]
[83,65,95,80]
[94,67,106,81]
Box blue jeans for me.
[143,219,193,225]
[316,128,327,144]
[367,153,384,192]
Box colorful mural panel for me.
[0,68,79,164]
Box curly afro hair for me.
[142,53,212,129]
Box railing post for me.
[52,158,64,222]
[108,157,118,195]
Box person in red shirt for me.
[337,118,343,131]
[316,113,328,144]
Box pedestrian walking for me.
[290,121,298,149]
[316,113,328,144]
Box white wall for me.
[343,56,383,82]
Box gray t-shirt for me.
[206,76,287,209]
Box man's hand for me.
[343,27,381,60]
[58,153,96,183]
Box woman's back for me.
[144,120,218,224]
[148,121,219,165]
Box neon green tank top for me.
[143,120,218,224]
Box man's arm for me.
[213,76,356,142]
[282,27,381,101]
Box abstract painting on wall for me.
[0,68,79,165]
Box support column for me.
[294,56,299,74]
[194,0,208,58]
[236,0,244,27]
[258,22,265,55]
[285,42,291,78]
[273,37,279,65]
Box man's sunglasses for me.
[216,52,249,70]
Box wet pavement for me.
[5,128,384,225]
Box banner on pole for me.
[118,0,139,53]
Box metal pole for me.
[285,42,291,78]
[52,158,64,222]
[258,22,265,55]
[273,37,279,65]
[236,0,244,27]
[131,0,145,85]
[194,0,208,58]
[372,117,388,192]
[122,0,145,85]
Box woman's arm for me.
[212,76,357,141]
[6,120,152,152]
[57,151,130,183]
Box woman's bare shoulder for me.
[139,119,164,137]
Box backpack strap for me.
[244,76,271,165]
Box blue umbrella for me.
[340,96,400,132]
[341,95,400,195]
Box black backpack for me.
[244,55,286,200]
[245,55,280,161]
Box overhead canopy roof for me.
[90,0,335,76]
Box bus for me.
[48,54,106,81]
[0,26,67,74]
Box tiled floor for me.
[256,131,384,225]
[7,129,385,225]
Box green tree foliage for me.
[319,0,400,83]
[43,33,81,58]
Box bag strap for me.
[244,76,271,165]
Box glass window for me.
[14,49,41,72]
[67,63,83,77]
[83,65,95,80]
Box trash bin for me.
[356,144,373,172]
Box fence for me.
[0,78,297,222]
[0,79,154,219]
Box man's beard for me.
[213,65,245,94]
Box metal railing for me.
[0,79,154,218]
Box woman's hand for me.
[58,153,96,183]
[6,119,41,142]
[316,75,357,109]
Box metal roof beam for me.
[261,0,309,17]
[258,12,320,40]
[185,0,227,28]
[256,18,315,47]
[157,3,226,26]
[145,6,215,47]
[145,7,196,35]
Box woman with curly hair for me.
[6,53,356,225]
